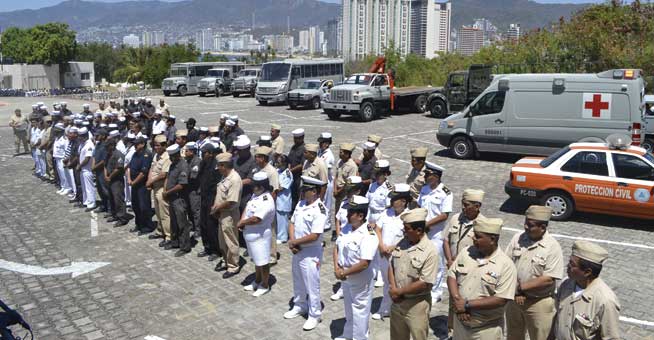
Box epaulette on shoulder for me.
[318,202,326,214]
[263,194,268,201]
[442,185,451,194]
[367,224,375,235]
[385,182,393,190]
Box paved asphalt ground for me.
[0,94,653,340]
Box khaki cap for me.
[400,208,428,224]
[572,240,608,265]
[271,123,281,130]
[462,189,485,203]
[340,142,355,152]
[525,205,552,222]
[154,135,167,144]
[305,143,319,153]
[175,129,188,137]
[410,147,429,158]
[473,216,503,235]
[43,116,52,122]
[368,134,382,144]
[215,152,232,163]
[255,146,272,156]
[208,126,219,133]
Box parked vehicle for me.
[256,58,344,106]
[287,79,334,109]
[161,62,245,96]
[232,68,261,98]
[198,68,239,97]
[640,94,654,152]
[426,65,493,118]
[436,69,646,159]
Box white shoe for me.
[67,193,75,198]
[302,317,321,331]
[333,337,350,340]
[276,240,282,245]
[56,188,64,194]
[243,282,258,291]
[374,279,384,288]
[283,306,306,319]
[252,287,270,297]
[371,312,389,320]
[330,290,343,301]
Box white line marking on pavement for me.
[199,109,248,115]
[393,158,410,165]
[406,137,440,146]
[144,336,168,340]
[503,227,654,250]
[90,212,98,237]
[0,259,110,278]
[274,111,297,119]
[620,316,654,327]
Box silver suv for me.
[232,69,261,98]
[287,79,333,110]
[197,68,233,97]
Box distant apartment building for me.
[142,31,165,47]
[298,30,310,51]
[194,28,214,52]
[122,34,140,48]
[309,26,321,55]
[213,34,254,52]
[457,25,484,56]
[265,34,294,52]
[325,18,341,56]
[341,0,451,61]
[473,18,498,46]
[507,23,521,42]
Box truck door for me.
[467,90,508,152]
[446,72,466,112]
[466,65,493,105]
[373,75,391,109]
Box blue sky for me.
[0,0,631,13]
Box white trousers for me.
[342,270,375,340]
[377,255,392,315]
[54,158,71,191]
[324,178,333,230]
[429,231,446,297]
[81,170,96,207]
[124,174,132,206]
[291,246,322,319]
[65,167,76,195]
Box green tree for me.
[1,23,76,64]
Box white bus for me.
[256,58,344,105]
[162,62,245,96]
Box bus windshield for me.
[301,81,322,89]
[344,74,373,85]
[207,70,224,77]
[261,63,291,82]
[239,70,258,77]
[170,67,188,77]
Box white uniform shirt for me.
[243,192,275,234]
[79,139,95,172]
[417,182,453,238]
[318,148,335,180]
[53,136,68,159]
[290,199,328,249]
[366,180,392,212]
[152,119,167,135]
[116,140,127,155]
[336,199,349,227]
[378,208,407,247]
[30,127,42,146]
[124,145,136,167]
[337,224,379,273]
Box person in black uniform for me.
[287,129,306,211]
[197,142,222,261]
[184,142,202,238]
[105,138,130,227]
[185,118,199,142]
[128,137,154,234]
[358,142,377,193]
[92,129,110,213]
[223,120,240,152]
[233,136,256,214]
[164,144,192,257]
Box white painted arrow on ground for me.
[0,259,110,278]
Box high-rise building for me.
[265,35,294,52]
[298,30,310,51]
[194,28,213,52]
[153,31,165,46]
[473,18,498,46]
[122,34,140,48]
[458,25,484,56]
[507,23,521,42]
[410,0,451,58]
[142,31,152,47]
[309,26,320,55]
[326,18,341,56]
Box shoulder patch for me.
[367,224,376,235]
[442,185,451,194]
[263,195,268,201]
[385,182,393,190]
[318,202,326,214]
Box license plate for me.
[519,189,537,197]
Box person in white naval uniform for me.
[53,124,73,196]
[333,195,379,340]
[366,159,392,224]
[283,176,328,331]
[417,161,453,303]
[238,172,276,297]
[77,127,97,211]
[330,175,363,302]
[371,183,411,320]
[317,132,335,231]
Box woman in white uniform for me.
[371,183,411,320]
[333,195,379,340]
[366,159,392,224]
[238,171,276,297]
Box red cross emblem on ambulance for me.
[582,93,612,119]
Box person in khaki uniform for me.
[405,147,428,207]
[271,124,285,157]
[9,109,30,154]
[302,143,329,199]
[443,188,486,332]
[505,205,564,340]
[447,216,517,340]
[388,208,439,340]
[333,143,358,230]
[549,241,621,340]
[211,152,243,278]
[146,135,172,244]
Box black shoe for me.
[74,203,85,208]
[69,199,78,203]
[214,261,227,272]
[84,207,96,212]
[129,227,140,233]
[149,234,164,240]
[104,213,113,219]
[208,254,219,262]
[197,250,210,258]
[107,217,118,223]
[222,270,239,279]
[159,240,169,247]
[331,232,337,242]
[113,220,128,228]
[174,249,191,257]
[138,229,153,236]
[96,208,108,213]
[164,242,179,250]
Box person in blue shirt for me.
[275,154,293,243]
[127,137,154,234]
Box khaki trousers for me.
[270,217,277,260]
[14,130,29,153]
[152,185,171,239]
[390,296,431,340]
[505,296,555,340]
[453,317,502,340]
[218,212,240,271]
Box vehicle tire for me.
[414,95,427,113]
[642,139,654,153]
[325,110,341,120]
[198,93,205,97]
[541,190,574,221]
[359,102,375,122]
[233,93,239,98]
[163,91,170,97]
[449,136,476,159]
[312,97,321,110]
[289,102,297,109]
[259,101,267,106]
[429,98,447,118]
[177,85,187,96]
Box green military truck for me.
[426,64,493,118]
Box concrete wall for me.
[63,62,95,88]
[0,64,60,89]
